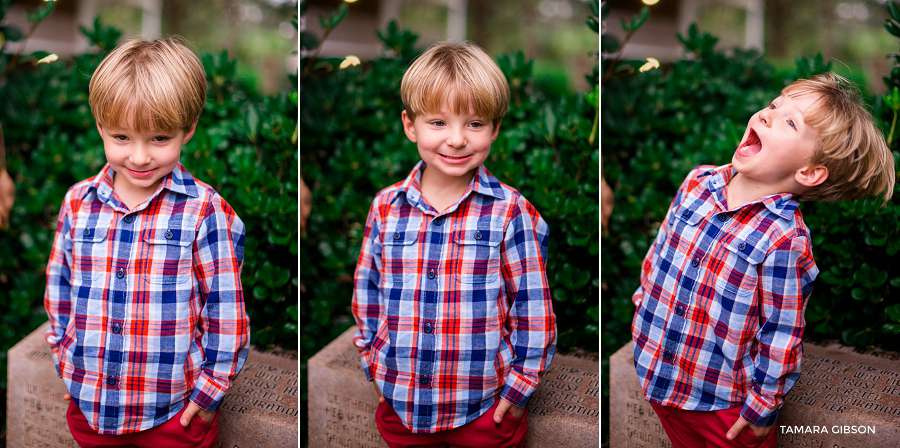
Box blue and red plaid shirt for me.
[44,163,249,435]
[352,161,556,433]
[632,164,818,427]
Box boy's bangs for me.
[96,80,185,133]
[416,79,498,120]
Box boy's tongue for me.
[736,129,762,157]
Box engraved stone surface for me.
[6,322,298,448]
[610,341,900,448]
[307,326,599,448]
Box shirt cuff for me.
[50,345,61,378]
[500,371,538,408]
[358,350,373,381]
[189,373,231,412]
[740,391,779,427]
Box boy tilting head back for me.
[632,73,895,448]
[352,41,556,447]
[44,37,249,447]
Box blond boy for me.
[44,37,248,447]
[632,73,895,448]
[351,41,557,447]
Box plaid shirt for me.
[352,161,556,433]
[632,164,818,427]
[44,163,249,435]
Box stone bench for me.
[610,341,900,448]
[6,322,298,448]
[307,326,599,447]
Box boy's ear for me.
[96,122,103,135]
[795,164,829,187]
[490,119,502,143]
[401,110,417,143]
[181,119,199,144]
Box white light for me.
[639,57,660,72]
[643,0,660,5]
[279,21,295,39]
[340,55,361,69]
[853,3,869,20]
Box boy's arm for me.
[498,197,556,407]
[351,202,383,381]
[190,198,250,411]
[43,199,74,377]
[632,167,702,307]
[740,234,817,427]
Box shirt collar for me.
[392,161,507,205]
[702,164,799,221]
[88,162,199,203]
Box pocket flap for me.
[454,227,503,247]
[725,239,766,264]
[144,226,196,247]
[675,205,704,226]
[384,218,422,246]
[73,224,110,243]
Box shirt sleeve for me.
[351,200,383,382]
[189,197,250,411]
[633,168,697,307]
[44,196,73,378]
[498,196,556,407]
[740,233,817,426]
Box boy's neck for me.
[419,165,476,213]
[725,173,804,211]
[112,172,159,210]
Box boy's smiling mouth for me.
[736,128,762,157]
[438,153,473,163]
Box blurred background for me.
[0,0,298,444]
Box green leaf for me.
[851,287,868,301]
[0,25,23,42]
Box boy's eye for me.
[431,120,445,127]
[113,135,128,141]
[787,119,796,129]
[153,136,171,142]
[769,103,776,109]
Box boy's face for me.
[401,103,500,183]
[733,93,822,188]
[97,120,197,198]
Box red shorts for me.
[375,399,527,448]
[66,400,218,448]
[650,402,777,448]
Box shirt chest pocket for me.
[454,225,503,283]
[143,224,196,285]
[714,239,766,302]
[382,218,423,284]
[72,221,112,281]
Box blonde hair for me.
[89,37,207,133]
[784,73,896,203]
[401,41,509,125]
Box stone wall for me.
[6,322,298,448]
[610,341,900,448]
[307,326,599,447]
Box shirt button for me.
[112,323,121,334]
[675,305,685,316]
[107,376,117,386]
[116,269,125,279]
[427,269,436,279]
[691,259,700,267]
[165,230,174,239]
[739,242,747,251]
[663,351,674,360]
[424,323,433,334]
[718,214,728,222]
[123,215,134,223]
[474,230,483,240]
[681,210,690,217]
[393,232,401,240]
[420,375,430,385]
[83,229,91,237]
[433,217,443,226]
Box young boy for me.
[43,37,249,447]
[351,41,557,447]
[632,72,895,447]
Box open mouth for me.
[127,168,157,178]
[736,128,762,157]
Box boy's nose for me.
[130,145,152,165]
[758,109,771,126]
[446,129,466,147]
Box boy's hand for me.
[180,401,215,427]
[63,392,71,401]
[726,416,773,440]
[493,398,525,423]
[372,380,385,404]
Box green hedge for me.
[299,8,600,442]
[601,7,900,444]
[0,7,298,432]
